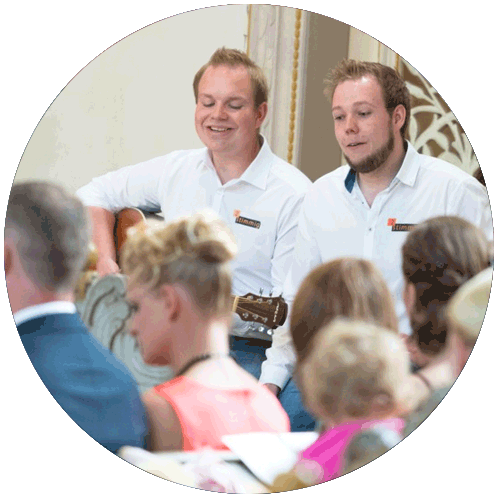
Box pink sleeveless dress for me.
[153,376,290,451]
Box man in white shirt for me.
[76,48,314,430]
[259,59,493,397]
[5,181,149,452]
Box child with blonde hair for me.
[272,318,415,490]
[121,211,289,451]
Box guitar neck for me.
[231,293,287,330]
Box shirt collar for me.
[394,141,419,187]
[202,136,272,190]
[14,301,77,326]
[344,141,419,193]
[344,169,356,193]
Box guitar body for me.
[114,208,146,257]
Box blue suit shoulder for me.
[18,313,148,453]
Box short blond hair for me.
[300,319,410,423]
[121,210,237,317]
[193,47,269,108]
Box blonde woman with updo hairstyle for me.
[401,216,490,367]
[121,211,290,451]
[271,319,415,491]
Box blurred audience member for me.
[407,266,492,422]
[121,211,290,452]
[288,257,400,431]
[342,425,402,475]
[271,319,415,491]
[5,181,148,453]
[291,257,399,364]
[402,216,490,368]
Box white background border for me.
[2,1,497,498]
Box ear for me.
[255,102,268,128]
[4,242,12,276]
[158,284,182,322]
[392,104,406,134]
[403,282,416,318]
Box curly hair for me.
[120,210,237,318]
[324,59,411,139]
[402,216,490,354]
[300,319,410,423]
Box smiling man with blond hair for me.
[76,47,313,431]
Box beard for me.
[345,129,395,174]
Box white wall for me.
[15,5,248,192]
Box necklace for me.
[175,353,231,377]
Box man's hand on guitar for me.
[96,257,120,276]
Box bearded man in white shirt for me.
[260,59,493,397]
[76,48,314,431]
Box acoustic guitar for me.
[114,208,288,330]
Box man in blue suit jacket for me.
[5,181,149,453]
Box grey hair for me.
[5,181,90,292]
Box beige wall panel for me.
[15,5,248,192]
[298,14,349,181]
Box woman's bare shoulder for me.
[142,387,183,451]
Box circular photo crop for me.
[3,3,495,498]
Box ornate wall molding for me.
[77,274,173,392]
[400,61,478,174]
[247,5,309,164]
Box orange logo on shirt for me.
[233,209,241,218]
[387,218,397,227]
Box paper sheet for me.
[221,432,318,486]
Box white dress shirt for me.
[76,137,312,342]
[259,141,493,388]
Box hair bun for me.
[176,209,237,265]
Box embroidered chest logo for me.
[387,218,415,232]
[233,209,261,229]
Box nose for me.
[345,114,358,134]
[213,102,228,120]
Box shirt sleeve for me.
[75,157,165,213]
[260,193,323,388]
[452,179,493,241]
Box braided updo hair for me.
[402,216,489,354]
[121,210,238,317]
